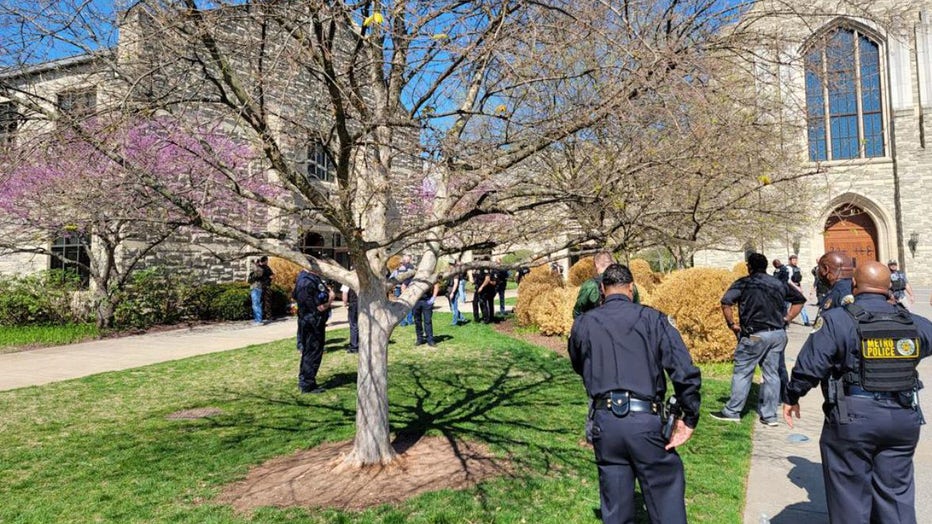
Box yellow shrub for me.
[269,257,304,295]
[568,257,596,287]
[629,258,660,293]
[521,264,564,288]
[527,286,577,336]
[732,261,748,277]
[649,267,738,363]
[515,282,555,326]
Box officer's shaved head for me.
[853,261,892,296]
[593,251,614,273]
[818,251,853,285]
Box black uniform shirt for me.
[786,293,932,408]
[819,278,853,312]
[568,294,702,428]
[721,272,806,334]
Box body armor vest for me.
[891,272,907,292]
[844,303,920,392]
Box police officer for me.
[569,264,701,524]
[784,261,932,524]
[472,267,493,323]
[294,269,334,394]
[816,251,854,313]
[888,259,914,305]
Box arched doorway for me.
[824,204,879,267]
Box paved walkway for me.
[0,306,349,392]
[743,293,932,523]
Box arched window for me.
[805,27,884,161]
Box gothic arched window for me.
[805,27,884,161]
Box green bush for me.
[209,285,251,321]
[0,271,85,326]
[114,268,189,329]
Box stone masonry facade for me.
[696,1,932,286]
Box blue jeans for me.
[250,288,263,323]
[722,329,787,422]
[449,290,464,324]
[458,280,466,304]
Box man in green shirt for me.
[574,251,615,318]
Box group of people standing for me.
[709,250,932,524]
[567,248,932,524]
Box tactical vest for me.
[891,272,907,292]
[844,303,920,392]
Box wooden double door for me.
[823,204,879,267]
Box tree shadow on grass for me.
[209,347,594,516]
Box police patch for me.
[896,338,918,357]
[667,315,677,329]
[841,294,855,306]
[812,317,824,332]
[823,298,832,310]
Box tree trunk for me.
[93,280,115,329]
[345,283,399,466]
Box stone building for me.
[0,4,419,285]
[692,2,932,285]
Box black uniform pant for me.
[473,290,492,322]
[412,298,434,344]
[591,409,687,524]
[298,312,327,390]
[820,396,922,524]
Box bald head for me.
[593,251,614,273]
[818,251,854,285]
[853,261,892,296]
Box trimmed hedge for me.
[649,267,739,363]
[567,257,596,287]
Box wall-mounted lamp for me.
[908,232,919,258]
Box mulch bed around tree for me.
[218,436,510,514]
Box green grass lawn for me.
[0,314,753,523]
[0,323,99,353]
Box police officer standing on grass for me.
[568,264,701,524]
[293,269,334,394]
[784,260,932,524]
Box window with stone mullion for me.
[804,26,884,162]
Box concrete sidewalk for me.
[0,305,349,392]
[742,295,932,523]
[0,290,514,392]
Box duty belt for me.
[845,384,903,401]
[592,393,659,413]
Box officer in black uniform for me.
[472,267,492,323]
[784,261,932,524]
[817,251,854,314]
[569,264,701,524]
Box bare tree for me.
[0,0,915,467]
